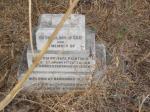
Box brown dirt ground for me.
[0,0,150,112]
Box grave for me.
[18,14,106,92]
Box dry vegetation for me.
[0,0,150,112]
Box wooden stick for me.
[0,0,80,110]
[29,0,35,56]
[139,95,149,112]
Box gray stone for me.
[18,14,106,92]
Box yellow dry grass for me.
[0,0,150,112]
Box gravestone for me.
[18,14,106,92]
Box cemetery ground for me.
[0,0,150,112]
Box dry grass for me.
[0,0,150,112]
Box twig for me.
[139,94,149,112]
[11,43,14,59]
[29,0,35,56]
[0,57,11,71]
[0,70,9,88]
[135,52,150,65]
[0,0,80,111]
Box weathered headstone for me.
[18,14,106,92]
[36,14,85,51]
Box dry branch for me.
[29,0,34,56]
[139,95,150,112]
